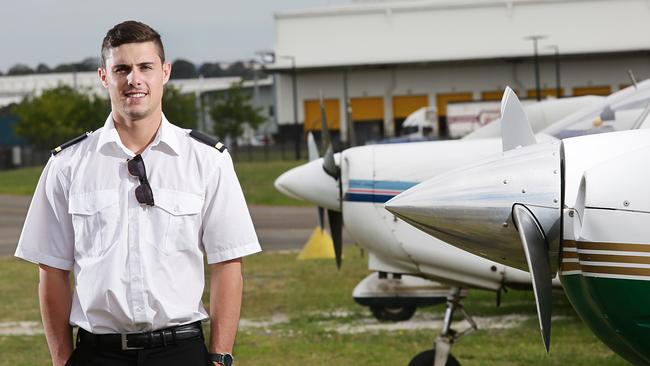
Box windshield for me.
[542,81,650,139]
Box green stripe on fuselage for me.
[561,274,650,365]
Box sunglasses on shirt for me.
[127,154,154,206]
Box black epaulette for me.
[51,132,92,156]
[189,130,227,152]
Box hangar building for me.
[267,0,650,145]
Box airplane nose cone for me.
[386,140,562,272]
[274,158,341,211]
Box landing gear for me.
[409,287,476,366]
[370,304,417,322]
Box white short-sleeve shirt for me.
[15,114,261,333]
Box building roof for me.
[269,0,650,70]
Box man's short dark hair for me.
[101,20,165,67]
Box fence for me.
[0,142,309,171]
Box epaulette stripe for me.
[189,130,227,153]
[51,132,91,156]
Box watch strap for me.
[208,352,234,366]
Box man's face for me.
[98,41,171,123]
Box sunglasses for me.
[127,154,154,206]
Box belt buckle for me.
[121,334,145,351]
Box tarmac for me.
[0,194,351,257]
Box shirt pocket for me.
[149,189,204,255]
[68,190,121,257]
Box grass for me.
[0,160,308,206]
[0,166,44,196]
[0,249,627,366]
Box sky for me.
[0,0,349,73]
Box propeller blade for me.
[327,209,343,269]
[322,145,339,179]
[319,91,332,149]
[307,132,319,162]
[319,92,340,179]
[501,87,536,152]
[512,204,553,352]
[317,206,325,230]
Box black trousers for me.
[66,332,211,366]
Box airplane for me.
[274,94,619,364]
[386,84,650,365]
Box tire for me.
[408,349,460,366]
[370,305,417,322]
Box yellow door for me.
[526,88,564,98]
[393,95,429,119]
[572,86,612,96]
[350,97,384,122]
[481,89,519,101]
[303,99,340,131]
[436,92,473,117]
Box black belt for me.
[77,321,204,351]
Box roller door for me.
[351,97,384,121]
[481,89,519,101]
[526,88,564,98]
[304,99,340,131]
[393,95,428,119]
[572,86,612,96]
[351,97,385,144]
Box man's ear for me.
[162,62,171,85]
[98,67,109,88]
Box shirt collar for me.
[95,113,181,156]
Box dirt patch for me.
[0,321,43,335]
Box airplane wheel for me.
[408,349,460,366]
[370,305,416,322]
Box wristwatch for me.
[209,352,234,366]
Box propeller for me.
[307,132,327,230]
[512,204,553,352]
[502,87,554,352]
[319,92,344,268]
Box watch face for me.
[223,353,234,366]
[223,354,233,366]
[210,353,234,366]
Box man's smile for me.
[125,90,149,99]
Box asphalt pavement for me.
[0,194,350,257]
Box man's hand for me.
[39,264,73,366]
[208,258,243,356]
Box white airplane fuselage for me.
[339,139,543,290]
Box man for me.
[15,21,261,366]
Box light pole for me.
[546,45,561,98]
[278,55,300,160]
[255,50,277,161]
[524,35,547,101]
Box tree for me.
[162,85,197,129]
[12,86,108,151]
[209,82,265,146]
[8,64,34,75]
[198,62,223,78]
[53,57,99,73]
[36,63,51,73]
[170,59,197,79]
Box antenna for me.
[628,69,638,89]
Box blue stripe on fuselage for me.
[345,180,418,203]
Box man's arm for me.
[208,258,243,359]
[39,264,73,366]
